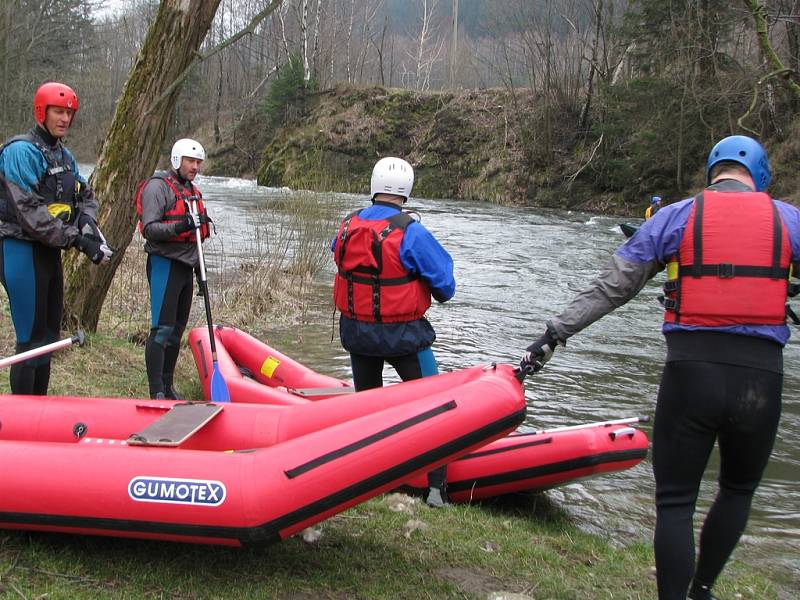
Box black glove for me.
[76,212,97,236]
[174,213,200,234]
[73,234,112,265]
[520,326,560,373]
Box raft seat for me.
[127,403,224,447]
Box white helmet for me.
[370,157,414,200]
[170,138,205,170]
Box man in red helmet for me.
[0,81,112,395]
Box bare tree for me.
[410,0,446,91]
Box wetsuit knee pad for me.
[166,326,185,348]
[150,324,176,347]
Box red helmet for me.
[33,82,79,126]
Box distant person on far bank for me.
[0,81,112,395]
[136,138,212,400]
[332,157,455,507]
[519,135,800,600]
[645,195,662,220]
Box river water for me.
[195,173,799,583]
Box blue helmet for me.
[651,196,662,204]
[706,135,771,191]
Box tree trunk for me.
[300,0,311,81]
[62,0,222,331]
[579,0,602,132]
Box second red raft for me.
[189,326,650,502]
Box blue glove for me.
[520,327,560,373]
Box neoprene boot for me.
[687,582,719,600]
[165,385,182,400]
[425,487,449,508]
[426,466,449,507]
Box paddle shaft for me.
[0,331,85,369]
[190,198,219,360]
[529,416,649,436]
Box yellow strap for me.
[47,203,72,222]
[666,260,679,280]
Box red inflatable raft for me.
[189,326,650,502]
[0,364,524,546]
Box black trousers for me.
[652,359,782,599]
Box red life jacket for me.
[135,172,210,242]
[333,210,432,323]
[663,190,791,327]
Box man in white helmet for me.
[332,156,456,507]
[135,138,212,399]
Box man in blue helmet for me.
[519,135,800,600]
[645,195,662,220]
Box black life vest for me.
[0,128,78,223]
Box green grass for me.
[0,487,783,599]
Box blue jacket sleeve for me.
[776,200,800,263]
[399,222,456,302]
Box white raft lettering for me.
[128,476,226,506]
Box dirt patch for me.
[434,566,535,599]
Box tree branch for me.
[743,0,800,98]
[738,67,795,134]
[146,0,284,115]
[566,133,604,189]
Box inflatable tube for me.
[189,327,650,502]
[401,421,648,502]
[0,365,525,545]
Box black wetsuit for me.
[653,332,782,599]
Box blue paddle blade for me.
[210,363,230,403]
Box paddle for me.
[190,197,230,402]
[529,415,649,435]
[0,330,85,369]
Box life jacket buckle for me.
[663,280,678,293]
[717,263,735,278]
[662,297,678,310]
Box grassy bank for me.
[205,83,800,218]
[0,423,785,600]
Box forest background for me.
[2,0,800,212]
